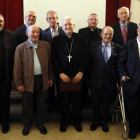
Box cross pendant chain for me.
[67,54,72,62]
[66,38,73,62]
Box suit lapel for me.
[117,22,124,44]
[46,28,52,43]
[97,42,105,63]
[133,39,139,62]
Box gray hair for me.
[88,13,98,20]
[102,26,114,34]
[61,16,74,25]
[118,7,129,14]
[46,10,57,19]
[0,13,4,21]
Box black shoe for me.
[47,107,55,114]
[37,126,47,134]
[90,123,98,131]
[128,130,137,139]
[60,125,67,132]
[102,124,109,132]
[22,127,30,136]
[75,124,82,132]
[2,123,9,133]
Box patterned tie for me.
[103,44,108,63]
[122,24,127,43]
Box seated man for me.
[51,16,87,132]
[14,25,53,136]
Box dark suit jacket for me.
[4,31,18,88]
[111,22,137,46]
[14,24,42,44]
[87,41,121,89]
[51,32,88,76]
[42,26,64,46]
[78,27,102,49]
[117,38,140,95]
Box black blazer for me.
[87,41,121,89]
[14,24,42,44]
[78,27,102,49]
[117,38,140,95]
[111,22,137,46]
[42,26,64,46]
[51,32,88,76]
[4,31,18,87]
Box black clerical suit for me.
[111,22,137,46]
[78,27,102,109]
[0,30,18,123]
[87,41,121,125]
[117,38,140,131]
[15,24,42,44]
[51,33,87,125]
[42,26,64,112]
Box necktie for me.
[122,24,127,43]
[103,44,108,63]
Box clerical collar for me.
[65,33,73,38]
[89,27,96,31]
[50,26,58,33]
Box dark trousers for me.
[22,75,48,128]
[0,69,10,123]
[90,85,113,125]
[61,91,82,125]
[125,83,140,131]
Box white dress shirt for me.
[50,26,59,38]
[137,37,140,58]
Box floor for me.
[0,91,140,140]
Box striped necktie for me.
[122,24,127,43]
[103,44,108,63]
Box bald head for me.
[101,26,114,44]
[26,25,39,44]
[25,11,37,26]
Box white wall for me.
[130,0,140,25]
[23,0,106,32]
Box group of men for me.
[0,6,139,139]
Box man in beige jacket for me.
[14,25,54,136]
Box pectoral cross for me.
[67,54,72,62]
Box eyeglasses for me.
[63,23,73,27]
[0,20,4,23]
[26,14,36,19]
[88,19,98,22]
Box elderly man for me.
[51,16,87,132]
[0,14,18,133]
[42,10,64,113]
[111,7,137,46]
[15,11,42,44]
[87,26,121,132]
[117,24,140,139]
[78,13,102,109]
[14,25,53,136]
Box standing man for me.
[42,10,64,113]
[117,24,140,139]
[15,11,42,44]
[78,13,102,109]
[0,14,18,133]
[51,16,87,132]
[14,25,53,136]
[111,7,137,46]
[87,26,121,132]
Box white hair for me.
[102,26,114,34]
[61,16,74,25]
[88,13,98,20]
[118,7,129,14]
